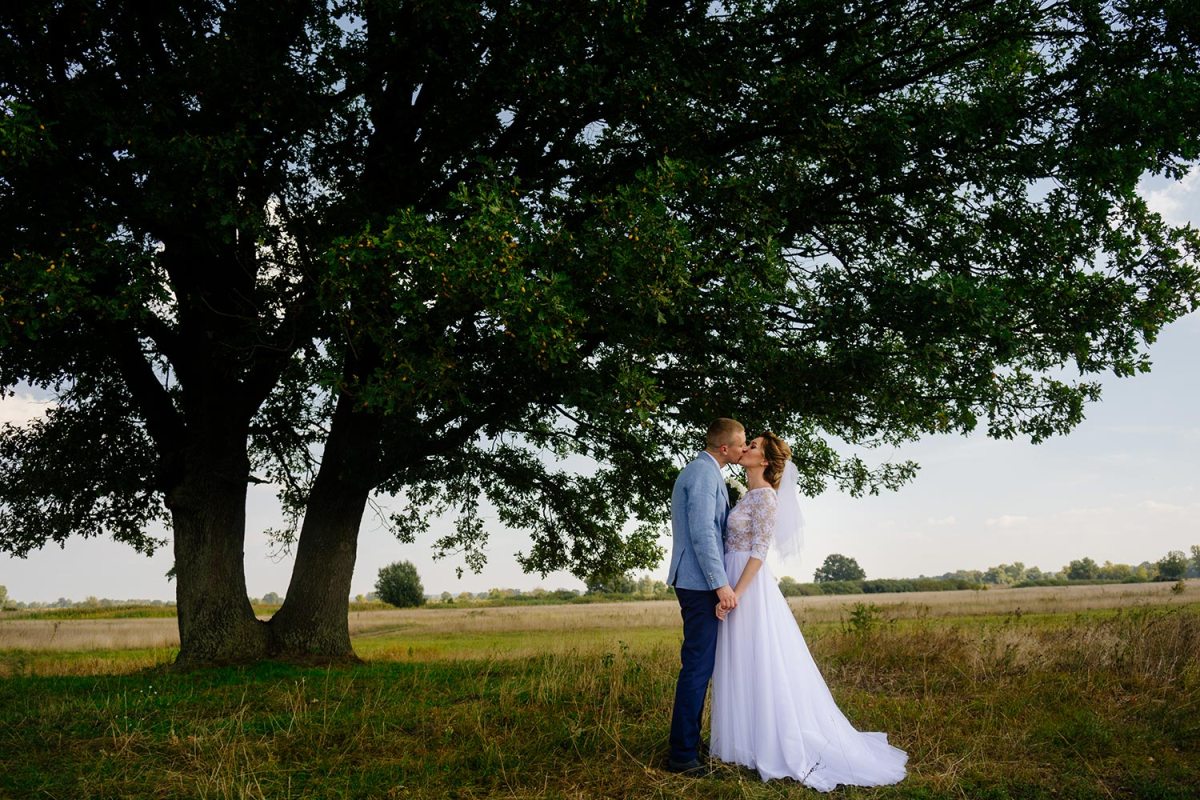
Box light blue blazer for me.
[666,453,730,591]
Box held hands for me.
[715,585,738,620]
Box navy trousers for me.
[668,586,720,763]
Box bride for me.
[711,432,908,790]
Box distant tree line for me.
[436,574,675,604]
[772,546,1200,598]
[931,546,1199,587]
[1,594,176,610]
[778,576,982,597]
[6,546,1195,610]
[400,573,675,606]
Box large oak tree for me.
[1,1,1197,664]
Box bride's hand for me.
[715,603,729,621]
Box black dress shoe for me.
[665,757,712,777]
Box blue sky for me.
[1,170,1197,602]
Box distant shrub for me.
[585,572,636,595]
[816,580,865,595]
[778,577,823,597]
[814,554,866,583]
[862,579,913,593]
[842,602,884,636]
[375,561,426,608]
[861,578,977,594]
[777,577,977,597]
[1097,561,1134,581]
[1065,557,1100,580]
[1014,578,1071,588]
[1156,551,1189,582]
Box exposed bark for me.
[266,482,370,660]
[268,387,382,660]
[168,428,268,666]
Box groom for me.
[665,417,746,776]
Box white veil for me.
[772,460,805,564]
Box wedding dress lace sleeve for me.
[724,488,777,560]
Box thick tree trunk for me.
[169,450,268,666]
[267,480,370,660]
[268,392,380,660]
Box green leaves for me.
[814,553,867,583]
[0,378,167,558]
[0,101,49,167]
[2,0,1199,584]
[374,560,426,608]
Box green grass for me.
[352,624,678,663]
[0,645,178,676]
[2,604,1197,799]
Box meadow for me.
[1,582,1197,799]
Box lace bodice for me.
[724,487,777,559]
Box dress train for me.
[712,550,908,790]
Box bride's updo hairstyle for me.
[760,432,792,490]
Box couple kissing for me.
[664,418,907,790]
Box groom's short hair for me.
[706,418,744,449]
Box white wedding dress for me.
[712,487,908,790]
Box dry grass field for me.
[1,582,1197,798]
[0,579,1192,656]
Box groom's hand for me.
[716,585,738,611]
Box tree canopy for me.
[1155,550,1188,581]
[814,553,867,583]
[375,560,425,608]
[1,0,1198,663]
[1066,557,1101,580]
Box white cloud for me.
[985,515,1029,528]
[1140,167,1200,226]
[926,515,957,526]
[1059,506,1117,518]
[1138,499,1189,513]
[0,391,56,426]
